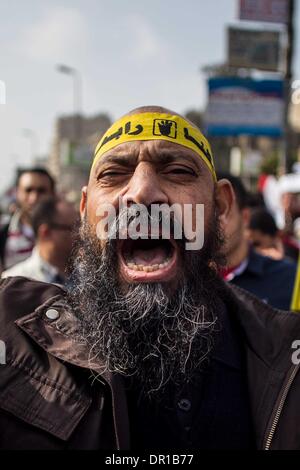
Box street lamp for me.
[56,64,82,116]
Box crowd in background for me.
[0,168,78,286]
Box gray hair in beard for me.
[67,203,225,397]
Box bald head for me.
[127,105,177,116]
[125,105,199,130]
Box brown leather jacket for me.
[1,276,300,450]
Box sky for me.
[0,0,299,190]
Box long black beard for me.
[67,207,225,397]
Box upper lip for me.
[118,235,178,256]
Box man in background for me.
[0,168,56,270]
[220,173,296,310]
[2,197,77,285]
[278,174,300,261]
[247,208,284,260]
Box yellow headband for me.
[93,113,216,180]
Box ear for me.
[38,223,51,240]
[80,186,88,220]
[241,207,251,227]
[215,179,235,228]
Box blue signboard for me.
[205,77,284,137]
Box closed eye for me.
[98,169,131,179]
[102,171,125,177]
[163,166,197,176]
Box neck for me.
[19,211,31,226]
[37,243,66,276]
[226,237,249,269]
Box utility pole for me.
[284,0,295,172]
[56,64,82,145]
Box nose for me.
[121,162,168,207]
[28,191,39,207]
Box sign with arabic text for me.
[205,77,284,137]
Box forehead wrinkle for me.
[93,142,204,172]
[92,152,138,175]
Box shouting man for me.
[1,106,300,450]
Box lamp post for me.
[56,64,82,116]
[56,64,83,145]
[283,0,295,173]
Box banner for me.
[228,27,281,71]
[239,0,289,24]
[205,77,284,137]
[291,254,300,311]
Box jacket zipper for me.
[99,378,121,449]
[112,397,121,450]
[91,373,121,450]
[264,364,300,450]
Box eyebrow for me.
[94,149,201,171]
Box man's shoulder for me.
[263,254,296,271]
[0,277,94,447]
[223,281,300,361]
[2,255,34,278]
[0,277,67,394]
[0,276,64,325]
[248,250,297,277]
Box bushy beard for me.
[67,204,225,397]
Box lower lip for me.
[119,250,178,283]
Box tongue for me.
[132,247,168,266]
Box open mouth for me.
[118,238,178,282]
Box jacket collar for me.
[16,293,97,369]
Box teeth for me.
[125,258,171,272]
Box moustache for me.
[96,203,195,248]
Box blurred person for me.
[281,201,300,261]
[277,174,300,261]
[247,208,284,260]
[219,173,296,310]
[258,173,283,228]
[259,173,300,260]
[2,197,77,285]
[247,192,266,211]
[290,220,300,313]
[0,168,55,270]
[2,107,300,450]
[279,174,300,226]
